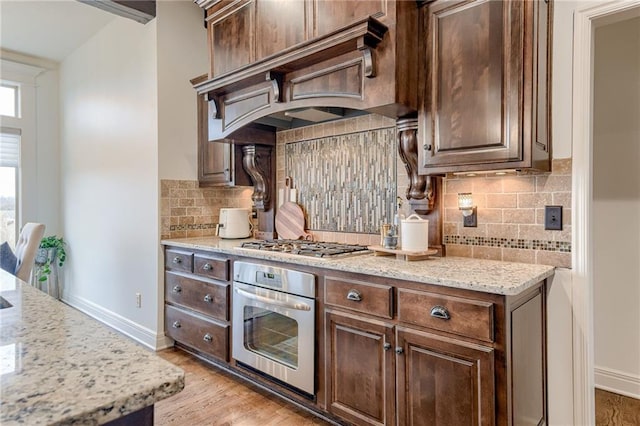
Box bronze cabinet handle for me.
[346,289,362,302]
[430,305,451,320]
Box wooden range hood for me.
[194,0,438,235]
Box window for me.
[0,129,20,247]
[0,84,19,118]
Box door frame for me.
[571,1,640,424]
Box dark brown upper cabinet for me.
[418,0,552,174]
[193,0,419,138]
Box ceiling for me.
[0,0,116,63]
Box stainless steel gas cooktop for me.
[240,240,371,258]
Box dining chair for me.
[14,223,46,282]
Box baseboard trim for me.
[62,294,169,351]
[594,366,640,399]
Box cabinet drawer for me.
[325,277,393,319]
[165,304,229,361]
[398,289,494,342]
[165,248,193,273]
[165,271,229,322]
[194,254,230,282]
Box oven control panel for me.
[256,271,283,288]
[234,261,316,298]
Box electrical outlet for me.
[545,206,563,230]
[136,293,142,308]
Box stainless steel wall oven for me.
[232,261,316,395]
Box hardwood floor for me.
[595,389,640,426]
[156,347,640,425]
[154,348,331,426]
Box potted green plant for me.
[34,236,66,298]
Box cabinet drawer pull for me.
[430,305,451,320]
[172,285,182,294]
[395,347,404,354]
[346,289,362,302]
[424,144,432,151]
[203,294,213,303]
[203,333,213,343]
[202,263,213,271]
[172,321,181,329]
[383,343,392,351]
[173,257,182,264]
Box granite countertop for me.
[161,237,555,296]
[0,270,184,425]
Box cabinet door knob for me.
[173,257,182,264]
[203,294,213,303]
[395,347,404,354]
[202,263,213,271]
[424,144,432,151]
[203,333,213,343]
[430,305,451,320]
[172,321,181,329]
[172,285,182,294]
[346,289,362,302]
[383,343,392,351]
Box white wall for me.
[545,2,589,423]
[58,1,209,349]
[0,59,60,236]
[59,16,161,346]
[593,16,640,398]
[157,0,208,181]
[155,0,209,332]
[35,68,61,236]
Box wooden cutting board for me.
[275,177,311,240]
[275,201,309,239]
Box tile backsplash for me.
[160,180,253,239]
[161,116,572,269]
[284,126,396,233]
[442,158,572,268]
[277,114,398,246]
[276,115,572,267]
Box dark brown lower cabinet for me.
[324,275,546,426]
[326,310,396,426]
[165,304,229,361]
[395,327,495,426]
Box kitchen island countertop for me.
[162,237,555,296]
[0,269,184,425]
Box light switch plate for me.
[545,206,563,230]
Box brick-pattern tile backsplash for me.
[160,180,253,239]
[442,158,572,268]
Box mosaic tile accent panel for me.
[285,128,396,233]
[443,235,571,252]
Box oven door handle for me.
[235,287,312,311]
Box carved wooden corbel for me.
[396,118,435,215]
[241,145,272,211]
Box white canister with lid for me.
[218,208,253,239]
[401,214,429,252]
